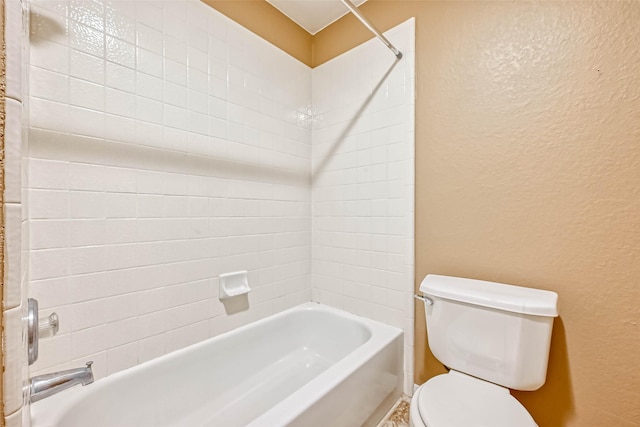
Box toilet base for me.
[408,385,425,427]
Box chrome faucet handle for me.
[27,298,39,365]
[27,298,60,365]
[38,312,59,338]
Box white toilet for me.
[410,275,558,427]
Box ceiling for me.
[266,0,368,35]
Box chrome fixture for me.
[340,0,402,60]
[39,311,60,338]
[30,362,94,403]
[414,294,434,305]
[27,298,39,365]
[27,298,59,365]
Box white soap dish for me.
[219,271,250,300]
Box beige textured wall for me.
[314,1,640,426]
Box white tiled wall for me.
[24,0,415,413]
[3,0,30,425]
[311,20,416,395]
[27,0,312,379]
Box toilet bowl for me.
[411,275,558,427]
[409,371,537,427]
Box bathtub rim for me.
[31,302,403,427]
[248,304,403,426]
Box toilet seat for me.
[411,371,538,427]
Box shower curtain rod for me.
[340,0,403,60]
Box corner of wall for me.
[3,0,29,425]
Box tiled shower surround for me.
[312,24,416,394]
[26,0,415,404]
[28,0,312,379]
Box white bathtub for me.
[31,303,403,427]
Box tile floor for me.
[377,395,411,427]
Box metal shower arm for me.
[339,0,403,60]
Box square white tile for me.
[4,98,23,203]
[5,0,24,102]
[3,305,25,415]
[4,203,23,309]
[4,407,23,427]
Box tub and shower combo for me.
[31,303,403,427]
[27,0,407,425]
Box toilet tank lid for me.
[419,275,558,317]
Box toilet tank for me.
[419,275,558,391]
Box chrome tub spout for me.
[30,361,94,403]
